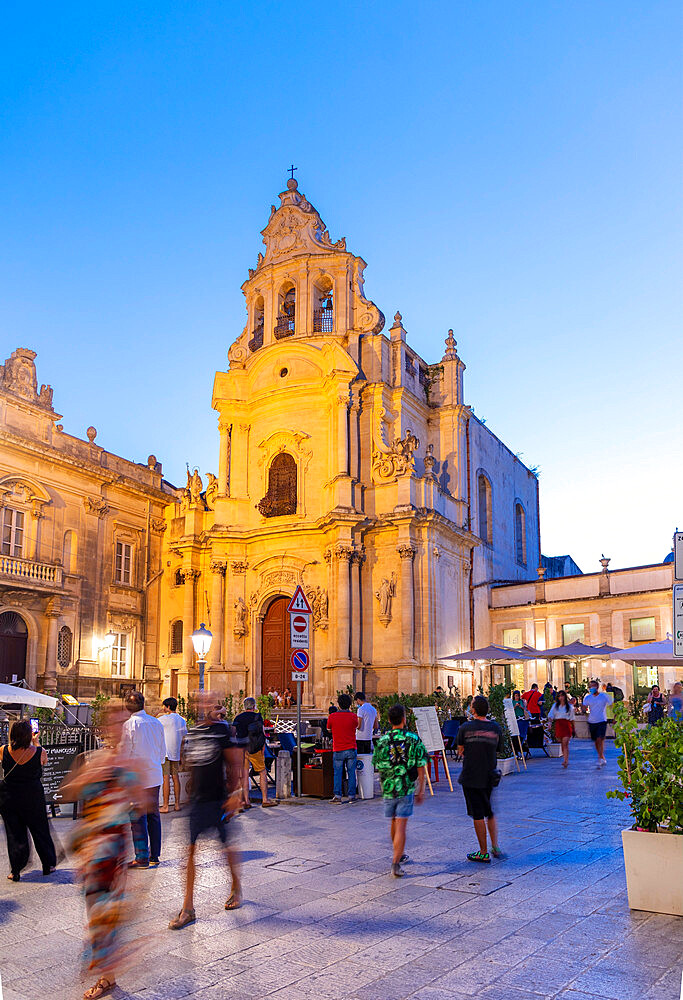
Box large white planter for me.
[499,756,517,776]
[546,743,563,757]
[622,828,683,916]
[572,717,590,740]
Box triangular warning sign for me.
[287,584,312,614]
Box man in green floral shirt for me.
[372,703,428,877]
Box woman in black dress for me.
[1,719,57,881]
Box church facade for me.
[157,178,540,705]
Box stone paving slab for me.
[0,742,681,999]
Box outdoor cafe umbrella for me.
[520,641,619,687]
[609,638,681,668]
[0,683,58,710]
[439,643,536,689]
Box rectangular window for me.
[629,616,656,642]
[115,542,132,585]
[1,508,25,557]
[111,632,128,676]
[503,628,523,649]
[635,664,659,690]
[562,623,585,645]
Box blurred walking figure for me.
[548,689,575,767]
[233,697,278,809]
[62,706,145,1000]
[0,719,57,882]
[169,696,243,929]
[158,697,187,812]
[121,691,166,868]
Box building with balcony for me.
[0,348,176,696]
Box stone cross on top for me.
[288,164,297,181]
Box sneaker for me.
[599,757,607,767]
[261,799,278,808]
[341,796,349,804]
[348,796,357,803]
[391,862,406,878]
[490,847,506,860]
[127,860,149,870]
[330,796,343,803]
[467,851,491,864]
[399,854,410,864]
[149,859,161,868]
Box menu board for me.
[412,706,445,752]
[502,698,520,737]
[41,743,82,804]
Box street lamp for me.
[191,623,213,691]
[96,631,117,655]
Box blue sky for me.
[1,1,680,571]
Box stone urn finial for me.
[86,426,97,443]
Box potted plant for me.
[487,683,517,776]
[607,706,683,916]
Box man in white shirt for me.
[355,691,379,754]
[159,697,188,813]
[121,691,167,868]
[582,681,610,767]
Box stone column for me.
[335,545,353,664]
[30,507,43,561]
[397,545,416,663]
[209,560,227,669]
[218,421,231,496]
[44,597,61,692]
[350,548,364,662]
[181,569,199,672]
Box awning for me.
[533,641,619,661]
[440,643,537,662]
[0,684,58,710]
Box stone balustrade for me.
[0,555,63,587]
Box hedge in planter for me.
[607,705,683,833]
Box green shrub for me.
[256,694,274,720]
[607,703,683,833]
[338,689,463,733]
[486,682,514,759]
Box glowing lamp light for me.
[191,623,213,692]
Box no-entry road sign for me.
[290,612,310,649]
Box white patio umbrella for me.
[609,638,680,667]
[0,684,58,710]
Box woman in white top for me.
[548,690,576,768]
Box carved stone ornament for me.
[231,560,248,575]
[334,544,353,562]
[0,348,55,411]
[180,568,200,583]
[0,477,50,518]
[204,473,218,510]
[233,596,249,638]
[375,572,397,626]
[423,443,436,478]
[306,586,329,631]
[107,612,137,631]
[210,559,227,576]
[150,518,166,533]
[371,407,420,482]
[83,496,109,518]
[397,544,416,561]
[258,178,346,270]
[442,329,459,361]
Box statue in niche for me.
[375,573,397,625]
[233,596,248,638]
[186,466,203,505]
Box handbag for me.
[0,746,21,812]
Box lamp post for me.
[191,623,213,692]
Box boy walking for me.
[372,703,428,877]
[456,694,505,863]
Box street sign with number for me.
[290,613,310,648]
[292,671,308,682]
[674,533,683,581]
[674,584,683,657]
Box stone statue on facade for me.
[375,572,397,626]
[233,596,248,638]
[186,466,203,506]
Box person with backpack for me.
[232,698,278,809]
[372,703,428,877]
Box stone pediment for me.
[255,179,346,272]
[0,348,55,411]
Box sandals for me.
[225,892,242,910]
[83,978,116,999]
[168,907,196,930]
[467,850,491,863]
[7,873,19,882]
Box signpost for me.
[674,584,683,658]
[287,586,313,795]
[674,532,683,582]
[503,697,526,770]
[411,706,453,793]
[41,742,81,818]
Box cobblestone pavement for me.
[1,741,682,1000]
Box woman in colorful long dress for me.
[62,708,143,1000]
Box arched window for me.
[170,619,183,654]
[257,453,297,517]
[478,473,492,544]
[313,278,334,333]
[57,626,72,668]
[275,285,296,339]
[249,295,265,352]
[515,502,527,566]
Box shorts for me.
[246,749,266,773]
[356,740,373,755]
[589,721,607,741]
[462,785,493,821]
[163,758,180,776]
[383,792,414,819]
[189,800,228,845]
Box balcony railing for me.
[313,307,334,333]
[274,315,295,339]
[0,555,63,588]
[248,323,264,352]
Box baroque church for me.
[157,177,540,705]
[0,178,540,705]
